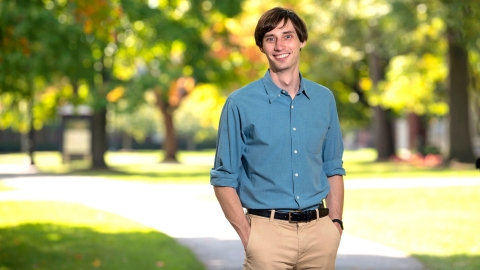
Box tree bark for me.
[368,53,396,161]
[446,29,475,163]
[161,109,178,163]
[90,56,111,170]
[154,86,181,164]
[407,113,427,155]
[28,103,35,165]
[91,107,108,169]
[373,106,395,161]
[27,80,35,166]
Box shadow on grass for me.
[414,254,480,270]
[0,223,205,270]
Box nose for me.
[275,39,285,51]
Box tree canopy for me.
[1,0,478,164]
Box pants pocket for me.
[245,214,255,252]
[329,218,342,238]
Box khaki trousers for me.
[243,211,341,270]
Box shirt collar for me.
[262,69,310,103]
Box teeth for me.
[276,53,289,59]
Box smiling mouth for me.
[274,53,290,59]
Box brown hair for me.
[254,7,308,48]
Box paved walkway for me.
[3,170,477,269]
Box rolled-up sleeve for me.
[322,93,346,176]
[210,98,245,187]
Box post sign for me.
[61,116,92,163]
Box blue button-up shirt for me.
[210,70,346,211]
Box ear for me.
[300,41,306,50]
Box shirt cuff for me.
[210,169,239,188]
[323,159,346,177]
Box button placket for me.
[291,98,301,205]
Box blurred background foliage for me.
[1,0,479,168]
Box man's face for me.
[260,19,306,73]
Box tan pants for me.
[243,211,341,270]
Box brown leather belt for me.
[247,205,329,223]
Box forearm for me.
[326,174,344,220]
[214,186,250,247]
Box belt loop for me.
[269,209,275,221]
[315,208,319,219]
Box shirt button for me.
[295,173,298,177]
[291,105,294,109]
[294,150,297,154]
[293,127,296,131]
[282,90,286,93]
[296,196,300,200]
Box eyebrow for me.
[264,31,296,39]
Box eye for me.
[285,34,292,39]
[265,37,275,42]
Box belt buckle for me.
[288,210,302,223]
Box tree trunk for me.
[161,110,178,163]
[91,107,108,169]
[28,110,35,165]
[407,113,427,155]
[368,52,396,161]
[446,29,475,163]
[90,56,111,169]
[27,80,35,166]
[154,86,180,164]
[373,107,395,161]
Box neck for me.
[269,67,301,98]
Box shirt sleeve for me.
[210,98,245,188]
[322,92,346,176]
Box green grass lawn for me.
[0,201,204,270]
[0,150,214,183]
[343,149,478,179]
[345,186,480,270]
[0,149,477,182]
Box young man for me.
[210,7,345,270]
